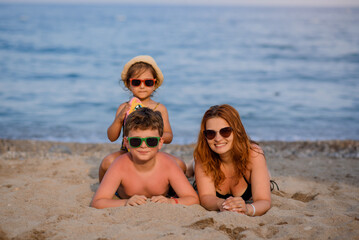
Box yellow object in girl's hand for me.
[126,97,145,118]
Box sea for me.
[0,3,358,144]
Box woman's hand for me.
[125,195,147,206]
[221,197,248,214]
[216,198,227,211]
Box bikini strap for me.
[153,102,160,110]
[243,174,250,185]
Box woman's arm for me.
[194,159,226,211]
[224,147,271,216]
[107,103,129,142]
[157,104,173,144]
[247,147,271,216]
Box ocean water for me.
[0,4,358,144]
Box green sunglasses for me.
[127,137,161,148]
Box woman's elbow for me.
[264,200,271,211]
[258,199,271,216]
[199,197,220,211]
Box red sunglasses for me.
[129,78,156,87]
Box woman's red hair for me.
[193,104,253,189]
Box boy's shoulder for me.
[112,153,133,168]
[156,152,179,167]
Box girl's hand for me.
[150,195,171,204]
[116,103,130,123]
[221,197,247,214]
[125,195,147,206]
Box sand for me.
[0,139,358,240]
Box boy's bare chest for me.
[121,170,169,197]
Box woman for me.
[193,104,271,216]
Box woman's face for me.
[205,117,233,156]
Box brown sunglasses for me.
[203,127,233,140]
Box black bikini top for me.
[216,175,252,201]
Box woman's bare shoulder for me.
[250,143,264,155]
[248,144,266,169]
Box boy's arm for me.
[157,104,173,144]
[168,160,199,206]
[107,103,129,142]
[91,159,128,209]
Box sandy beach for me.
[0,139,358,240]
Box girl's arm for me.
[194,159,226,211]
[107,103,129,142]
[168,160,199,205]
[157,104,173,144]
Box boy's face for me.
[125,128,163,163]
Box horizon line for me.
[1,0,359,8]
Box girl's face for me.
[205,117,233,156]
[129,69,156,100]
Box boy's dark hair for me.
[124,107,164,137]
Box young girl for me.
[99,55,186,182]
[193,104,272,216]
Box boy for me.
[91,108,199,208]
